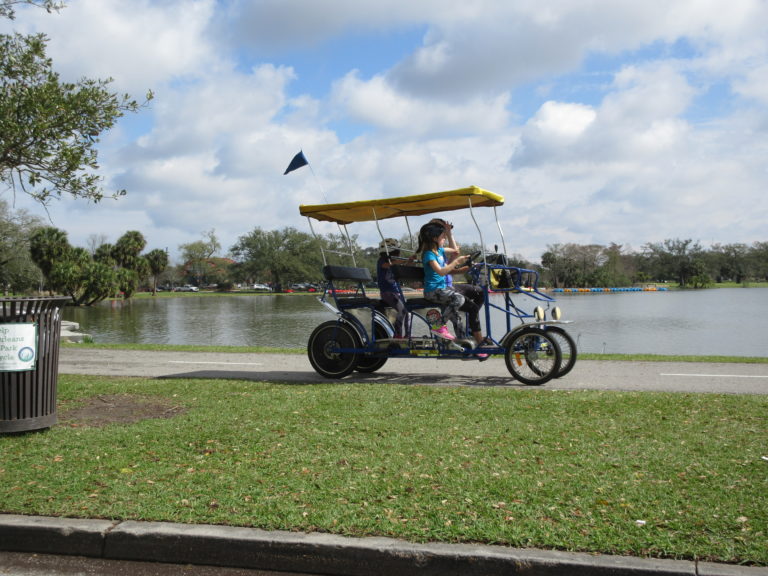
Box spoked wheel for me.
[308,321,361,379]
[541,325,577,378]
[504,326,562,385]
[355,322,388,373]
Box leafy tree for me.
[179,229,221,286]
[688,257,713,289]
[642,238,703,287]
[709,243,749,283]
[1,0,151,204]
[1,1,63,20]
[599,243,630,287]
[748,242,768,281]
[199,257,235,289]
[0,198,43,293]
[541,244,565,288]
[231,227,323,291]
[541,243,597,287]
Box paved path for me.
[59,348,768,395]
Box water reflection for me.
[63,288,768,357]
[534,288,767,356]
[65,295,335,349]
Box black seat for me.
[321,265,377,310]
[390,265,432,309]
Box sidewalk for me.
[3,514,767,576]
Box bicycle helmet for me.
[420,222,446,241]
[379,238,400,255]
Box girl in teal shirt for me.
[418,222,487,355]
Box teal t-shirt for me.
[422,248,446,293]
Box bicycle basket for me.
[485,253,512,289]
[490,268,513,289]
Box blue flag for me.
[283,150,309,175]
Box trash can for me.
[0,297,70,433]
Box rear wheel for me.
[504,327,561,385]
[308,321,361,379]
[542,325,577,378]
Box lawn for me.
[1,374,766,566]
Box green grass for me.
[713,281,768,289]
[2,375,766,565]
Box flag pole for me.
[299,154,352,262]
[286,149,350,259]
[305,158,329,205]
[284,149,329,204]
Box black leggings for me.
[425,287,482,337]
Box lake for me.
[62,287,768,357]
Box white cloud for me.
[8,0,219,93]
[331,72,510,137]
[733,65,768,104]
[529,101,596,141]
[3,0,768,265]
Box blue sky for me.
[3,0,768,263]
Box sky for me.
[3,0,768,264]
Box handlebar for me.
[465,251,482,266]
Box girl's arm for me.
[427,253,469,277]
[443,225,460,258]
[443,227,470,273]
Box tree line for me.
[540,239,768,288]
[3,200,767,305]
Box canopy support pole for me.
[494,206,508,256]
[306,217,327,267]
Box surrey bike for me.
[298,186,576,385]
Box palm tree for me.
[29,227,71,287]
[111,231,146,269]
[145,249,169,294]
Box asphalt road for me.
[58,348,768,395]
[0,550,317,576]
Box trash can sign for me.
[0,323,38,371]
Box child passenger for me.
[376,238,409,339]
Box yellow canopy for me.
[299,186,504,225]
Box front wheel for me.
[308,321,361,379]
[541,325,577,378]
[504,327,561,385]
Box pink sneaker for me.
[431,325,455,340]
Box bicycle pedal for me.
[454,338,475,348]
[448,339,473,352]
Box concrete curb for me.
[1,515,766,576]
[60,320,90,343]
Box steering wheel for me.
[465,251,482,266]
